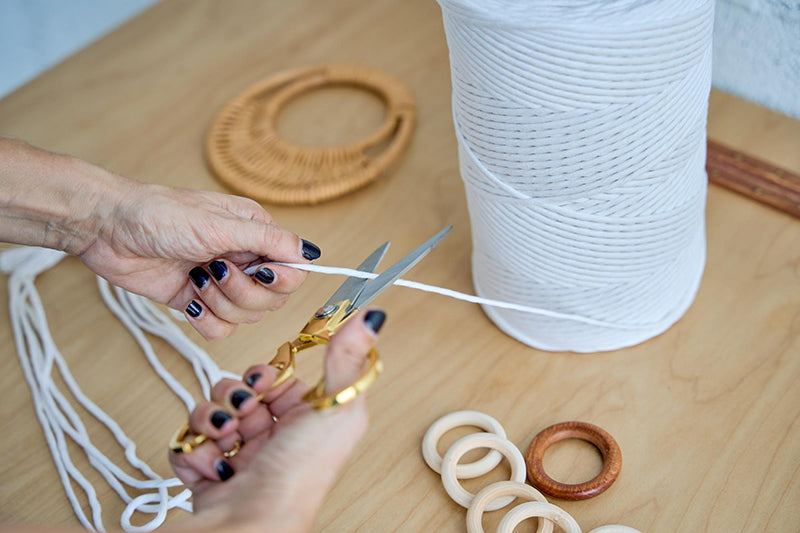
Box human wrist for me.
[0,138,130,255]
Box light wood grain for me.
[1,1,799,532]
[707,140,800,219]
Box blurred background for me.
[0,0,798,119]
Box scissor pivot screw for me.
[315,304,339,319]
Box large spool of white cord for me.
[437,0,715,352]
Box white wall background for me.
[0,0,159,97]
[713,0,800,119]
[0,0,798,118]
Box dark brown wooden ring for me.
[524,421,621,501]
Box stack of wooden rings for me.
[421,410,640,533]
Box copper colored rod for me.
[706,140,800,219]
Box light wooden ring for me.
[422,410,507,478]
[466,481,554,533]
[206,64,416,205]
[441,433,527,511]
[497,501,581,533]
[525,421,621,501]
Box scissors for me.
[170,225,451,455]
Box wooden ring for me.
[525,421,621,501]
[466,481,553,533]
[441,433,527,511]
[497,501,581,533]
[422,410,507,478]
[206,64,416,205]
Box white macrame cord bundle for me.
[438,0,715,351]
[1,247,239,532]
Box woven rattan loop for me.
[206,64,416,205]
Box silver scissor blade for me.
[324,242,390,308]
[351,225,452,311]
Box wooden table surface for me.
[1,1,798,532]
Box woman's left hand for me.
[78,180,320,341]
[0,138,317,340]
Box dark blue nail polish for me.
[189,267,210,289]
[301,239,321,261]
[231,390,252,410]
[245,373,261,387]
[217,460,234,481]
[254,267,275,285]
[364,310,386,333]
[211,411,231,429]
[208,260,228,281]
[186,300,202,318]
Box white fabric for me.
[437,0,715,352]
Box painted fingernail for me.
[186,300,202,318]
[208,260,228,281]
[245,373,262,387]
[301,239,321,261]
[231,390,252,410]
[189,267,210,289]
[211,410,231,429]
[254,267,275,285]
[364,310,386,334]
[216,460,234,481]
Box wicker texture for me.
[206,64,416,205]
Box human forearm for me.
[0,138,125,255]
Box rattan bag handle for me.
[206,64,416,205]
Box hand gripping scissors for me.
[170,226,451,455]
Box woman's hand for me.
[79,181,320,340]
[168,309,386,533]
[0,138,318,340]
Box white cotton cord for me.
[1,247,247,531]
[262,262,661,330]
[437,0,715,352]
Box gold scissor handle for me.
[302,347,383,410]
[263,341,299,392]
[169,311,382,453]
[169,423,208,454]
[169,341,300,454]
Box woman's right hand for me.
[168,309,387,533]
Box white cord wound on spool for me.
[438,0,715,352]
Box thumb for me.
[324,309,386,394]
